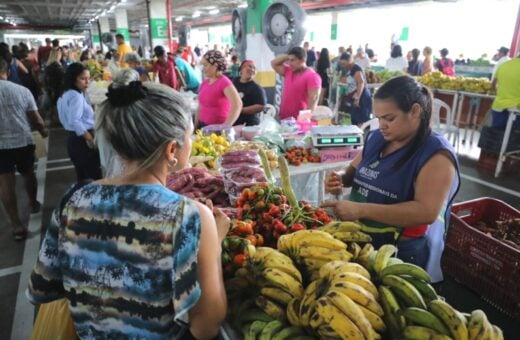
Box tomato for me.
[245,235,257,246]
[269,205,281,215]
[274,223,287,234]
[291,223,305,232]
[254,234,264,247]
[242,203,251,211]
[256,188,265,196]
[235,221,254,235]
[255,201,266,211]
[233,253,247,266]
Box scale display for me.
[311,125,364,148]
[316,136,362,146]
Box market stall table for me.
[454,91,496,146]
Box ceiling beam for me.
[2,1,106,9]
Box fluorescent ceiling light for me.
[209,9,219,15]
[175,16,183,22]
[238,3,247,8]
[0,16,3,20]
[192,11,201,18]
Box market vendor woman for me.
[323,76,460,283]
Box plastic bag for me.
[259,115,282,134]
[30,298,77,340]
[222,166,267,197]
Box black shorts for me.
[0,144,36,174]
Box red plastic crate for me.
[442,197,520,319]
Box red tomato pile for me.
[221,220,265,276]
[285,146,321,166]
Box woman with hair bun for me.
[28,80,229,339]
[323,76,460,283]
[195,49,242,128]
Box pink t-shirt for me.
[279,64,321,120]
[198,76,233,125]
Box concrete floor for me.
[1,128,519,339]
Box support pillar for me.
[148,0,171,51]
[115,8,130,42]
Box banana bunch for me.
[285,259,385,339]
[242,319,311,340]
[277,229,353,280]
[243,247,304,320]
[320,221,373,244]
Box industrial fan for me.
[263,0,306,55]
[232,8,247,58]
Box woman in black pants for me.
[57,63,101,181]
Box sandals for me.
[12,227,28,241]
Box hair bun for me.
[106,81,148,107]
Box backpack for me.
[438,58,455,76]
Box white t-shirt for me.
[385,56,408,72]
[355,56,371,70]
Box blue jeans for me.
[492,109,520,129]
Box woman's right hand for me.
[204,199,230,242]
[325,171,343,196]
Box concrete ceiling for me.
[0,0,246,30]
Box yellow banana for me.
[298,245,352,262]
[320,261,371,281]
[491,325,504,340]
[261,287,294,305]
[331,272,379,299]
[263,268,304,298]
[277,234,292,253]
[382,275,427,309]
[303,258,329,272]
[309,310,325,329]
[314,297,364,340]
[262,256,302,282]
[255,295,286,321]
[290,229,336,246]
[348,242,362,260]
[300,237,347,251]
[468,309,492,340]
[379,285,406,337]
[380,262,431,282]
[326,291,378,340]
[373,244,397,274]
[359,243,375,257]
[329,281,383,316]
[402,325,442,339]
[428,300,469,340]
[331,231,373,243]
[252,246,276,261]
[320,221,362,233]
[286,297,302,327]
[404,307,451,335]
[299,279,321,327]
[357,304,387,333]
[317,325,341,338]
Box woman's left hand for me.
[353,97,360,107]
[320,200,363,221]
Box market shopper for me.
[491,55,520,129]
[115,33,132,68]
[338,52,372,125]
[421,46,434,75]
[271,46,321,120]
[195,50,242,128]
[28,80,229,339]
[316,48,331,106]
[124,52,150,82]
[175,48,201,93]
[0,58,47,241]
[323,76,460,283]
[385,44,408,72]
[57,62,102,181]
[232,60,266,126]
[491,46,510,80]
[152,45,178,90]
[436,48,455,76]
[407,48,423,76]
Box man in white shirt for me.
[491,46,510,80]
[0,58,47,241]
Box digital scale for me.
[310,125,364,148]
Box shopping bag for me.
[32,131,47,158]
[30,298,77,340]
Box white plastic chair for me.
[359,118,379,132]
[432,98,460,150]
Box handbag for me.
[30,298,77,340]
[32,131,47,158]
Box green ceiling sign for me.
[150,18,168,39]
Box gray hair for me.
[95,83,191,171]
[112,68,139,87]
[124,52,141,64]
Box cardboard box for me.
[319,147,361,163]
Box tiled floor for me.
[1,128,519,339]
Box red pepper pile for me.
[285,146,321,166]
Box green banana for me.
[245,321,268,340]
[258,320,285,340]
[404,307,451,335]
[382,275,427,309]
[428,300,468,340]
[379,285,406,338]
[291,337,315,340]
[387,257,404,266]
[238,308,275,326]
[271,326,306,340]
[380,263,431,282]
[401,275,439,302]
